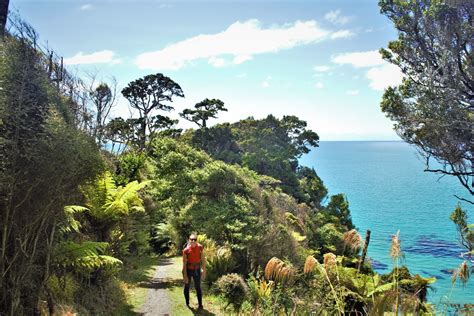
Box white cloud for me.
[332,50,385,68]
[64,50,121,65]
[135,19,333,70]
[330,30,355,39]
[314,65,331,72]
[80,4,94,11]
[332,50,404,90]
[208,56,226,67]
[366,63,404,91]
[346,90,359,95]
[233,54,253,64]
[315,82,324,89]
[262,76,272,88]
[324,10,350,25]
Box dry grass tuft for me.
[304,255,318,274]
[323,252,336,269]
[390,230,402,260]
[452,261,470,286]
[264,257,295,283]
[343,229,362,252]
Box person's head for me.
[189,233,198,246]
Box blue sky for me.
[10,0,404,140]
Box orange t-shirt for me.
[183,244,203,269]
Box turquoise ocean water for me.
[300,141,473,306]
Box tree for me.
[297,166,328,208]
[121,73,184,150]
[104,117,141,153]
[379,0,473,202]
[72,172,148,252]
[232,115,319,198]
[0,0,9,38]
[450,205,474,259]
[90,81,117,146]
[0,33,101,313]
[180,98,227,128]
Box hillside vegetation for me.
[1,0,473,314]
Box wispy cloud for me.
[208,56,226,67]
[332,50,403,90]
[135,19,348,70]
[330,30,355,39]
[64,50,121,65]
[315,82,324,89]
[80,4,94,11]
[324,10,350,25]
[366,63,404,91]
[314,65,331,72]
[233,54,253,64]
[346,89,359,95]
[262,76,272,88]
[332,50,385,68]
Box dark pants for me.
[184,268,202,307]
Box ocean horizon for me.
[300,140,473,306]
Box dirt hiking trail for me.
[140,257,217,316]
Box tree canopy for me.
[121,73,184,150]
[379,0,473,201]
[180,98,227,128]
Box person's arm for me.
[183,251,189,284]
[200,247,206,279]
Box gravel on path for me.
[140,257,182,316]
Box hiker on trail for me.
[182,233,206,309]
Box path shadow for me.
[138,278,183,289]
[156,257,175,266]
[187,306,216,316]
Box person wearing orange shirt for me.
[182,233,206,309]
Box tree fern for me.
[54,241,122,273]
[72,172,150,242]
[60,205,89,234]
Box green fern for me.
[54,241,122,273]
[60,205,88,234]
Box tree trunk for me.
[358,229,371,273]
[0,0,9,39]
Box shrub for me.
[149,223,173,254]
[205,246,236,286]
[215,273,249,310]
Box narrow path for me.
[140,257,180,316]
[139,256,218,316]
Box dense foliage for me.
[379,0,473,200]
[0,29,102,313]
[4,5,470,313]
[379,0,473,289]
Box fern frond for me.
[84,172,117,212]
[54,241,122,272]
[75,255,123,270]
[60,205,90,233]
